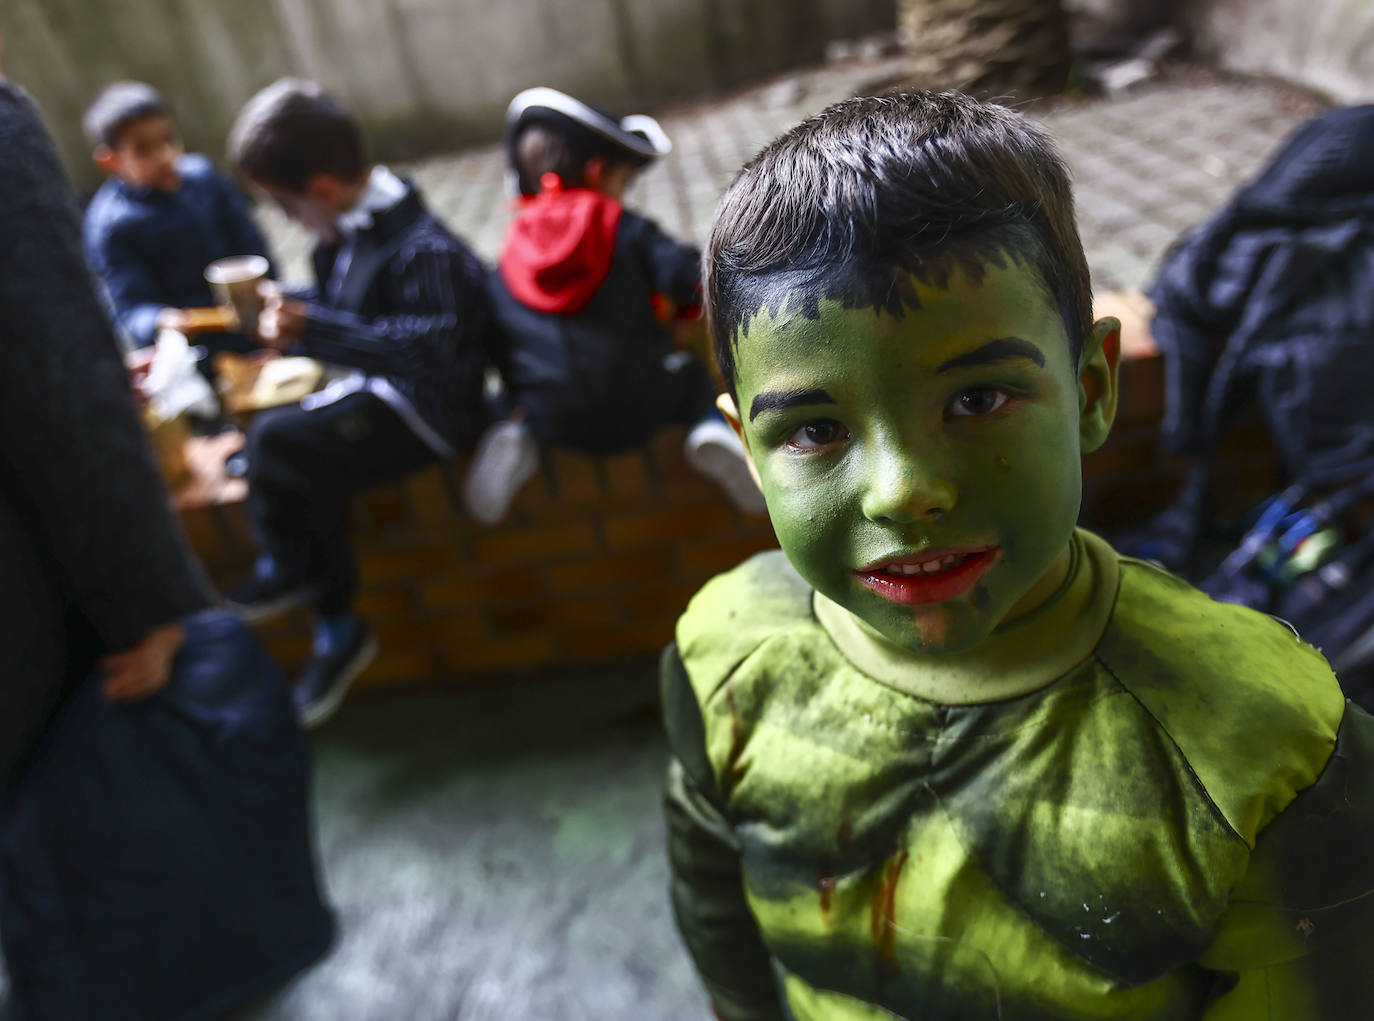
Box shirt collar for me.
[335,165,408,236]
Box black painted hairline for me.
[720,239,1054,346]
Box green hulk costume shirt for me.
[662,529,1374,1020]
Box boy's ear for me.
[716,392,764,491]
[1078,316,1120,453]
[93,144,118,175]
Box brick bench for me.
[177,295,1280,687]
[180,427,777,687]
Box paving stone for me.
[257,63,1320,296]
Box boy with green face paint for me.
[662,92,1374,1021]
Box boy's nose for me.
[859,450,957,527]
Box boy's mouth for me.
[854,547,1000,606]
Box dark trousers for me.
[246,392,436,616]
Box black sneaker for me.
[293,624,378,729]
[225,571,313,623]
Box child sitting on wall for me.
[661,91,1374,1020]
[224,78,491,726]
[82,81,273,359]
[463,87,763,524]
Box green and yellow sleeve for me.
[661,644,787,1021]
[1202,702,1374,1020]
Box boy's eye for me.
[948,388,1009,417]
[785,420,849,450]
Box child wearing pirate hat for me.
[463,87,764,524]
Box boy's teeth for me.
[884,553,968,576]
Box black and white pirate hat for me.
[505,86,672,195]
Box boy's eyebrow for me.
[936,337,1046,373]
[749,388,837,422]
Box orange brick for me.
[549,450,604,506]
[406,467,458,523]
[260,632,312,670]
[678,534,779,577]
[560,615,677,660]
[420,567,540,609]
[506,464,559,524]
[355,583,420,618]
[1083,473,1184,526]
[358,541,465,583]
[650,426,691,472]
[356,483,409,528]
[661,469,731,505]
[603,503,735,550]
[248,608,313,642]
[1082,433,1168,481]
[440,634,559,674]
[488,596,618,634]
[373,610,485,649]
[470,521,599,565]
[602,451,654,503]
[617,580,702,620]
[357,649,439,687]
[1115,352,1166,426]
[546,550,676,593]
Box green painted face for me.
[729,261,1115,655]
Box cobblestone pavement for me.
[261,59,1325,295]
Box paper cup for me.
[205,255,270,335]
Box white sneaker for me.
[684,418,768,516]
[462,420,539,525]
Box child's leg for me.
[461,411,539,526]
[242,393,436,616]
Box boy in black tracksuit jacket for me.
[224,78,490,725]
[464,88,762,524]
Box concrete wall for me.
[1188,0,1374,103]
[3,0,892,191]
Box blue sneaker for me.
[294,618,377,729]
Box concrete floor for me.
[235,663,707,1021]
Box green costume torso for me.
[664,531,1374,1021]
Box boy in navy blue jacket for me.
[464,88,763,524]
[225,78,491,725]
[82,81,272,356]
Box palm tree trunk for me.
[897,0,1073,98]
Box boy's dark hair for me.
[227,78,366,193]
[512,123,633,195]
[83,82,171,149]
[705,91,1093,394]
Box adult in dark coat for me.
[0,66,210,789]
[0,65,334,1021]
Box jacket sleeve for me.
[0,80,211,651]
[1200,701,1374,1020]
[624,213,702,311]
[661,643,787,1021]
[299,238,484,378]
[84,220,166,348]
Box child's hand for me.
[257,285,309,350]
[100,622,184,701]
